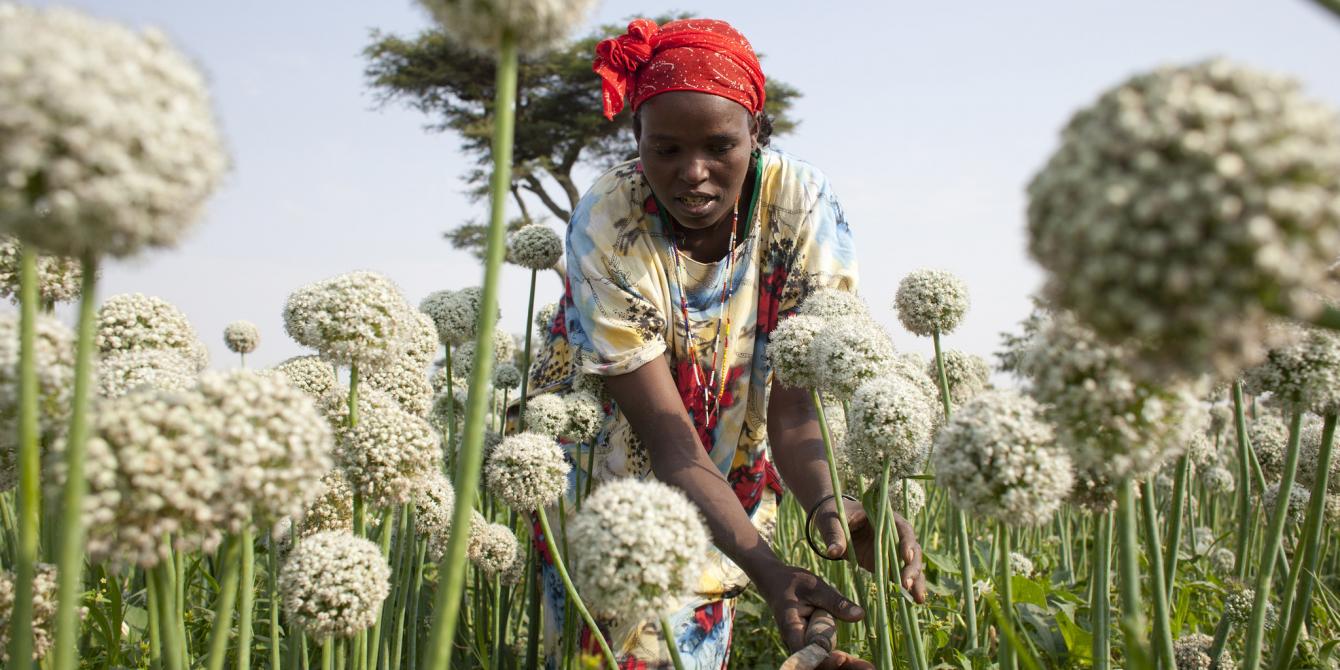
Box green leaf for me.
[1011,576,1048,609]
[122,604,148,632]
[923,549,959,575]
[1055,610,1094,663]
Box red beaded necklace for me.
[664,199,742,428]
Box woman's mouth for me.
[675,194,716,217]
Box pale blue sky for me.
[35,0,1340,370]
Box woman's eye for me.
[653,146,677,156]
[713,144,735,154]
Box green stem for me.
[1116,480,1154,670]
[953,509,977,651]
[1138,480,1176,670]
[812,391,871,645]
[148,568,163,669]
[365,507,395,670]
[422,31,519,670]
[1163,454,1189,601]
[536,507,618,668]
[323,639,334,670]
[444,343,454,470]
[997,525,1017,670]
[7,247,39,670]
[153,559,185,670]
[1091,513,1111,670]
[269,536,283,670]
[1242,407,1305,669]
[523,540,541,670]
[238,524,256,670]
[518,268,537,432]
[660,615,685,670]
[1270,412,1337,669]
[206,535,243,670]
[931,329,953,421]
[1233,381,1253,581]
[873,465,896,670]
[51,253,98,670]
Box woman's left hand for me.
[812,497,927,603]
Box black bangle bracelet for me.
[804,493,861,562]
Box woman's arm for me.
[602,357,865,652]
[767,382,928,602]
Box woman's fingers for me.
[805,577,865,622]
[815,505,848,560]
[777,601,809,653]
[803,609,836,652]
[893,513,927,602]
[816,650,877,670]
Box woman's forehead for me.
[639,92,752,137]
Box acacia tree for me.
[363,16,801,267]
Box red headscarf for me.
[592,18,767,121]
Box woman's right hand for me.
[756,564,866,654]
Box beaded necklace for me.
[666,201,741,426]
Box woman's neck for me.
[670,160,756,264]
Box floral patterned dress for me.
[530,147,858,669]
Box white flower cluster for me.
[894,269,969,337]
[1244,325,1340,415]
[569,479,709,622]
[195,370,334,529]
[75,389,224,567]
[1008,552,1035,578]
[271,356,337,399]
[524,390,603,442]
[1223,588,1259,626]
[451,326,518,379]
[1026,59,1340,381]
[404,310,440,368]
[1249,414,1290,483]
[485,432,570,511]
[420,287,494,348]
[797,288,867,320]
[296,471,355,538]
[0,237,83,305]
[890,478,925,517]
[417,0,597,55]
[467,512,524,583]
[324,388,442,509]
[0,312,74,488]
[1201,465,1236,494]
[507,224,563,270]
[1210,547,1236,574]
[412,471,455,561]
[1015,309,1203,482]
[0,4,229,259]
[493,363,522,391]
[928,349,991,407]
[1172,633,1216,670]
[1068,463,1120,513]
[846,375,935,480]
[534,302,559,333]
[767,314,825,389]
[890,352,940,416]
[809,318,896,399]
[365,358,433,419]
[278,530,390,639]
[0,563,59,662]
[97,349,197,400]
[223,320,260,355]
[284,272,414,371]
[95,293,208,371]
[1297,420,1340,495]
[1262,483,1309,525]
[932,390,1073,527]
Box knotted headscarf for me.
[592,18,767,121]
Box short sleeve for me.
[564,186,668,377]
[775,171,860,318]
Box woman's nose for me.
[679,157,709,185]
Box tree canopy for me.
[363,16,801,261]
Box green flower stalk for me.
[997,525,1016,670]
[1138,480,1176,669]
[6,248,39,669]
[1271,413,1337,668]
[206,536,244,670]
[1090,513,1112,670]
[932,327,977,650]
[421,24,523,670]
[52,254,98,670]
[1242,407,1304,669]
[1232,381,1253,581]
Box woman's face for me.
[636,91,757,231]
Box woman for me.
[529,17,927,669]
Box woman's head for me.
[594,18,768,229]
